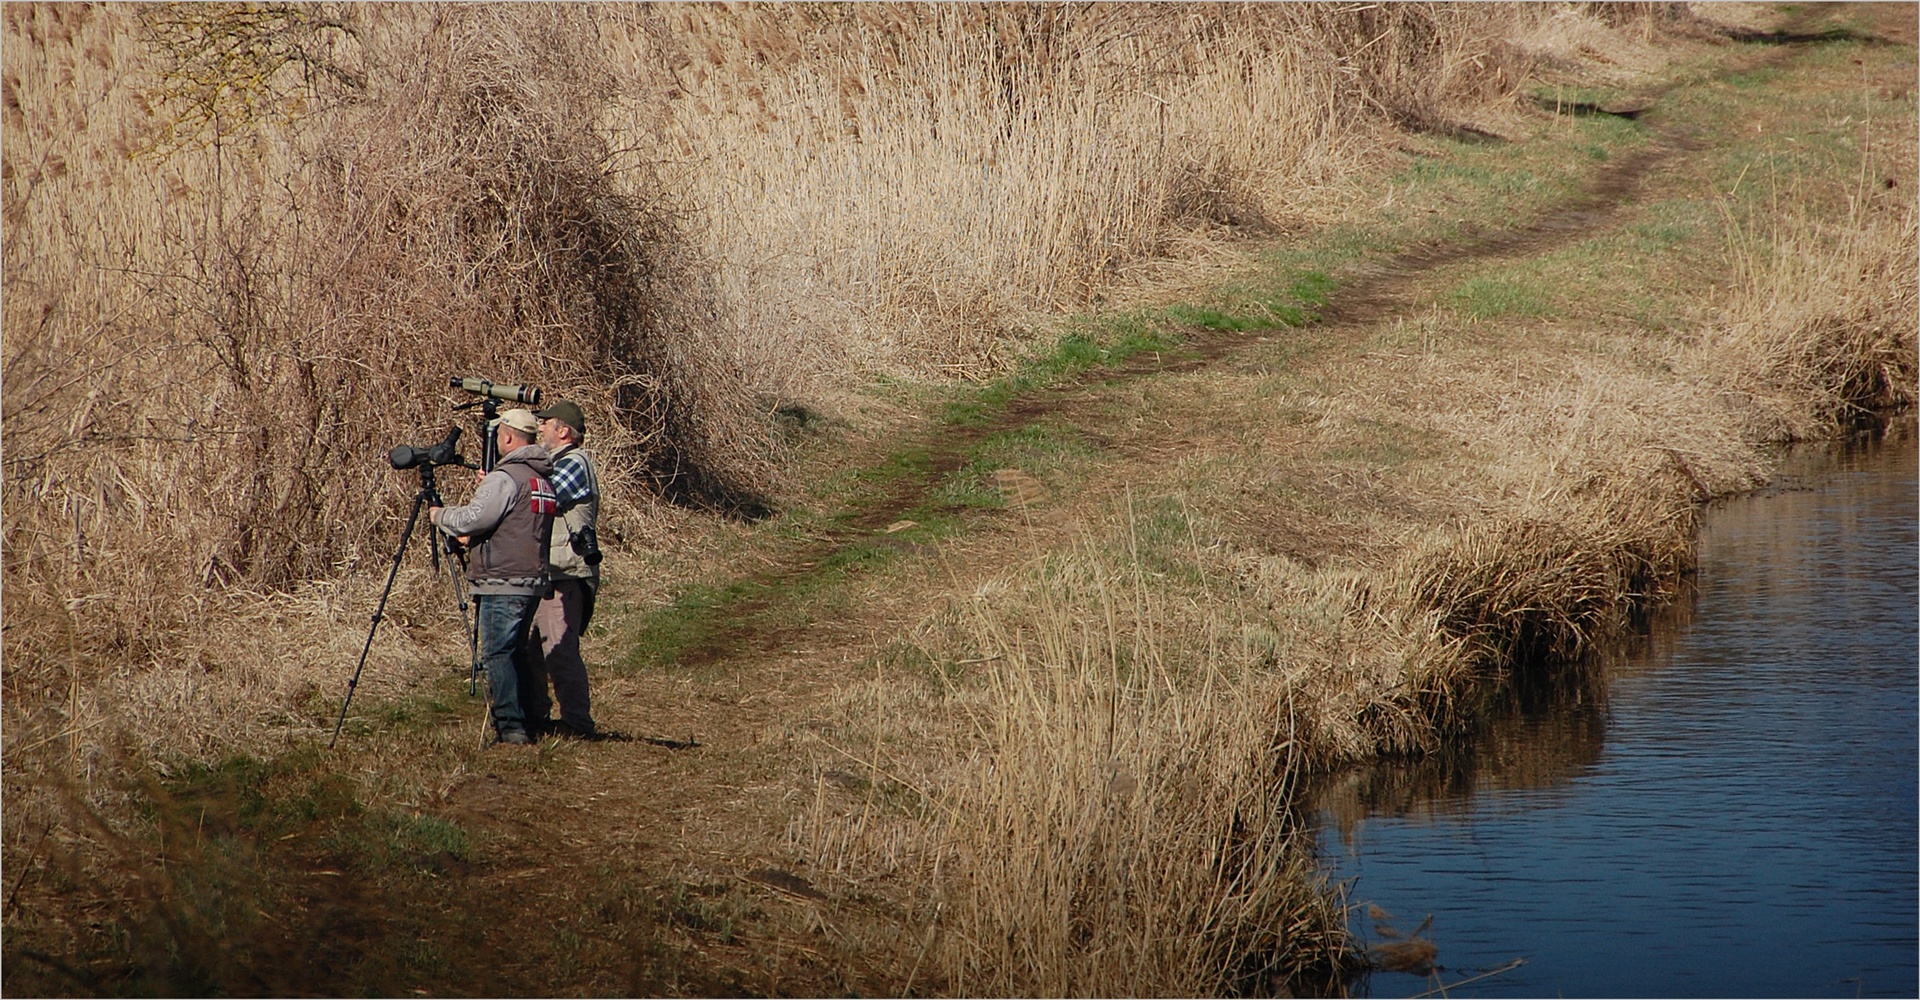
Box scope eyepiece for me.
[450,376,541,406]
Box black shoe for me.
[494,730,533,746]
[541,717,583,740]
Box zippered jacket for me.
[434,444,556,596]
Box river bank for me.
[4,4,1914,995]
[1313,418,1918,997]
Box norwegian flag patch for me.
[528,476,558,516]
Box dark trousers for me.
[524,578,595,733]
[476,593,540,737]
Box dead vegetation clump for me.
[1694,195,1919,441]
[826,426,1725,993]
[797,529,1369,996]
[2,4,773,767]
[819,456,1707,993]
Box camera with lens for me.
[388,425,467,471]
[570,524,603,567]
[450,375,543,471]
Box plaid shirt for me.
[548,446,595,511]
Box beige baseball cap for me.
[498,408,540,436]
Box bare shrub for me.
[2,4,771,766]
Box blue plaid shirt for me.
[548,447,595,511]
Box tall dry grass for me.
[802,447,1711,993]
[605,3,1545,375]
[1696,192,1919,441]
[926,535,1359,996]
[1,1,1556,773]
[0,7,1554,985]
[791,101,1919,985]
[806,367,1775,993]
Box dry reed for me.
[605,3,1547,375]
[1,0,1558,783]
[795,521,1373,996]
[1694,190,1919,441]
[2,3,766,768]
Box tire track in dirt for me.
[662,28,1847,675]
[660,112,1687,670]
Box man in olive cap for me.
[526,399,600,738]
[430,408,555,746]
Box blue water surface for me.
[1315,423,1919,998]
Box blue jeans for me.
[476,593,541,737]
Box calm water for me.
[1313,420,1919,998]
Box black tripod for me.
[330,459,478,748]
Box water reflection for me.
[1311,418,1919,999]
[1315,700,1609,847]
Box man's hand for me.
[475,469,488,485]
[429,505,444,525]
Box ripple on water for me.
[1313,421,1919,999]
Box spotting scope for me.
[450,376,542,407]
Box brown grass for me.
[608,3,1549,376]
[1694,189,1919,440]
[780,20,1916,985]
[0,1,1563,783]
[2,4,767,767]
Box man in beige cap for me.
[430,408,555,745]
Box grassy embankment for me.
[4,3,1914,996]
[746,8,1914,994]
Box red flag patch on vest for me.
[528,476,558,516]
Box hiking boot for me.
[493,730,533,746]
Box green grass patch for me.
[1449,272,1556,320]
[356,810,472,872]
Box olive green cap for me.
[535,399,586,437]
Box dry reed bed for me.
[607,3,1544,374]
[0,7,1569,986]
[1,4,754,776]
[4,1,1907,993]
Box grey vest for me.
[469,450,556,595]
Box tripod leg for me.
[330,487,429,748]
[469,607,482,697]
[428,484,482,696]
[442,542,478,691]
